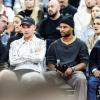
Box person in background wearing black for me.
[57,0,77,17]
[69,0,80,8]
[38,0,62,49]
[18,0,44,26]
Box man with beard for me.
[0,14,8,70]
[57,0,77,17]
[45,16,89,100]
[38,0,62,49]
[74,0,96,38]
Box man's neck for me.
[24,35,33,41]
[86,8,92,14]
[50,12,60,20]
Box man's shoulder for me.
[35,36,46,43]
[74,38,86,45]
[50,39,61,47]
[10,38,22,46]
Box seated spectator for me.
[0,14,9,46]
[74,0,96,38]
[57,0,77,17]
[1,15,24,65]
[85,5,100,52]
[9,17,46,78]
[87,18,100,100]
[18,0,44,25]
[0,14,8,70]
[7,15,23,49]
[38,0,62,49]
[45,16,89,100]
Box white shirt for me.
[9,35,46,72]
[74,9,91,38]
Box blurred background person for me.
[85,5,100,52]
[57,0,77,17]
[68,0,80,8]
[1,15,24,67]
[38,0,62,49]
[87,17,100,100]
[0,69,19,100]
[18,0,44,26]
[74,0,96,38]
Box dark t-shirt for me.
[38,16,62,39]
[38,16,62,48]
[60,5,77,17]
[47,38,89,67]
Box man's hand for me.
[64,68,73,77]
[93,70,100,77]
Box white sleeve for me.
[74,13,82,38]
[9,42,26,66]
[23,40,46,63]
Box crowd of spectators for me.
[0,0,100,100]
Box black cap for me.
[60,15,74,28]
[21,17,35,26]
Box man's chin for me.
[61,33,70,37]
[87,6,94,9]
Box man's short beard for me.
[48,11,57,18]
[61,33,71,37]
[87,6,94,9]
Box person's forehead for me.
[48,0,59,6]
